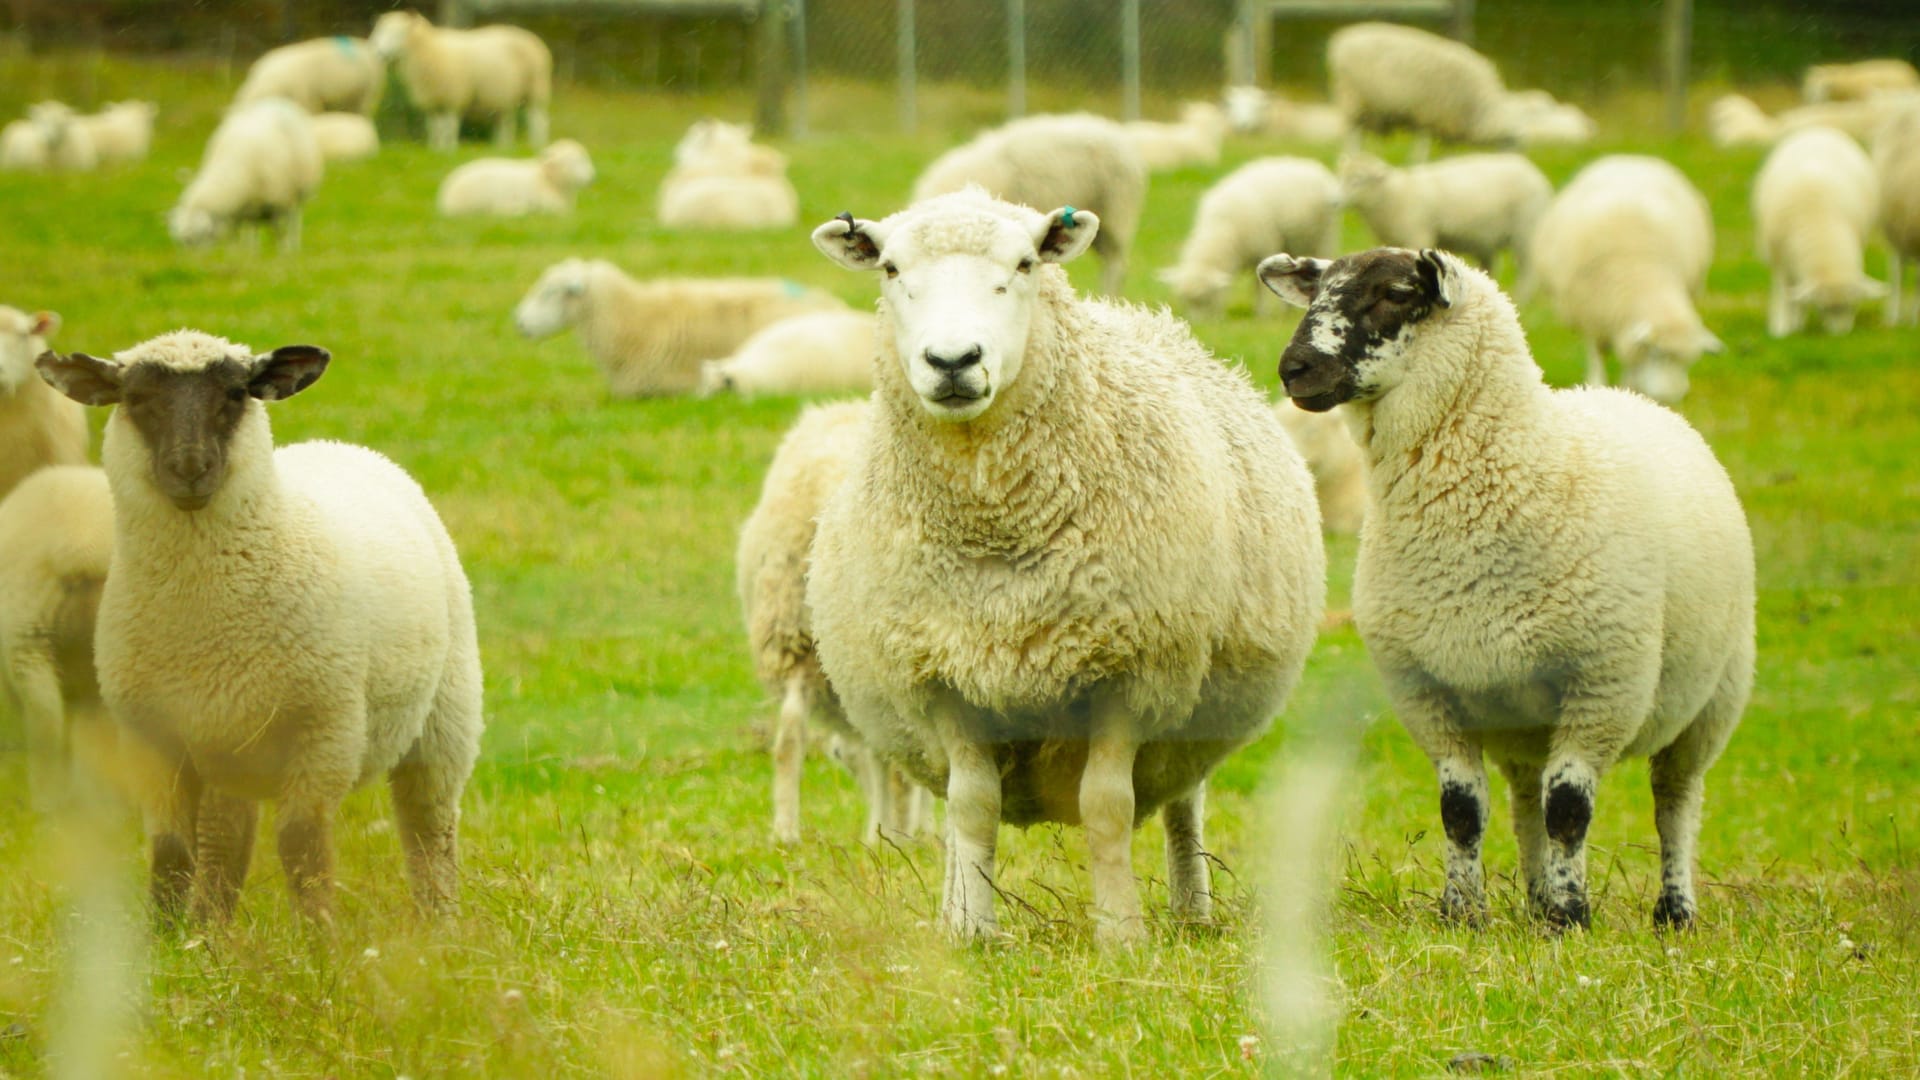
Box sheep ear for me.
[1415,249,1456,309]
[29,310,59,338]
[1618,320,1654,353]
[248,345,330,401]
[1034,206,1098,263]
[1256,253,1329,308]
[36,351,123,406]
[813,212,888,271]
[1856,277,1890,300]
[1696,329,1725,355]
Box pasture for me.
[1,51,1916,1077]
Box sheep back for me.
[237,37,383,115]
[1328,22,1507,142]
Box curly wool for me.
[1328,23,1511,144]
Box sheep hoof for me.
[1651,893,1695,931]
[1439,887,1488,928]
[1094,915,1148,948]
[1542,896,1591,932]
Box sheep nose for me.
[924,345,983,373]
[1279,345,1319,385]
[169,450,213,484]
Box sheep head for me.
[370,10,426,60]
[514,259,593,339]
[811,189,1097,423]
[0,306,59,396]
[1259,247,1460,412]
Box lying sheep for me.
[1123,102,1228,172]
[0,306,87,499]
[513,259,848,397]
[1222,86,1349,143]
[0,466,112,814]
[1709,94,1780,148]
[310,112,379,161]
[1159,156,1341,318]
[1339,151,1551,275]
[169,98,323,253]
[912,113,1147,295]
[1805,59,1920,103]
[1876,101,1920,326]
[1526,155,1721,403]
[1713,91,1920,147]
[235,36,384,115]
[438,139,594,217]
[76,101,157,166]
[738,400,924,844]
[673,119,786,177]
[1493,89,1596,146]
[699,310,877,399]
[1273,404,1365,535]
[1328,22,1514,161]
[658,172,799,230]
[808,189,1324,942]
[1753,126,1885,336]
[0,102,97,172]
[1260,246,1753,930]
[371,11,551,150]
[38,331,484,923]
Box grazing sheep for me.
[738,400,925,844]
[1339,151,1551,275]
[0,306,87,499]
[1222,86,1349,143]
[1804,59,1920,103]
[235,36,384,115]
[0,466,112,814]
[1328,22,1515,161]
[37,331,484,924]
[1159,157,1341,318]
[1708,94,1780,148]
[808,189,1324,942]
[1526,155,1721,403]
[169,98,323,253]
[438,139,594,217]
[658,172,800,230]
[1273,405,1365,535]
[1753,126,1885,337]
[1876,101,1920,326]
[309,112,379,161]
[513,259,848,398]
[0,102,98,172]
[1260,246,1753,930]
[76,101,157,166]
[699,310,877,399]
[370,10,551,150]
[1123,102,1229,172]
[912,113,1147,295]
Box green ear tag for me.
[1062,206,1077,227]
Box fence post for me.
[1120,0,1140,121]
[1007,0,1026,120]
[755,0,789,136]
[898,0,916,133]
[790,0,809,137]
[1664,0,1693,133]
[1452,0,1477,44]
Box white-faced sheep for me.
[1340,151,1551,276]
[698,310,877,399]
[737,400,926,844]
[438,139,594,217]
[1273,404,1365,535]
[807,189,1325,943]
[0,102,98,172]
[0,466,112,814]
[76,101,157,166]
[235,36,385,115]
[1260,246,1753,930]
[1753,126,1885,336]
[0,306,87,499]
[37,331,484,924]
[1123,102,1229,172]
[310,112,379,162]
[1328,22,1514,161]
[911,113,1147,295]
[1526,155,1721,403]
[1159,156,1342,319]
[658,172,800,230]
[1876,101,1920,325]
[1708,94,1781,148]
[370,11,551,150]
[1804,59,1920,103]
[169,98,323,253]
[513,259,848,398]
[1223,86,1349,143]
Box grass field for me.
[0,50,1916,1078]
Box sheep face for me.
[1260,247,1457,412]
[1612,320,1723,404]
[514,260,591,338]
[0,307,58,396]
[696,360,734,398]
[1796,278,1888,336]
[167,205,227,248]
[812,194,1097,422]
[369,11,423,60]
[541,140,596,193]
[37,342,329,511]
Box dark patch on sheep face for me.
[1543,779,1593,847]
[1268,248,1451,412]
[1439,781,1484,850]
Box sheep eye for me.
[1384,286,1418,302]
[882,262,899,279]
[1017,258,1035,274]
[226,387,247,403]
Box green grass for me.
[1,51,1917,1078]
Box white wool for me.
[75,101,156,165]
[169,98,323,252]
[1340,151,1551,273]
[672,119,786,176]
[1123,102,1227,172]
[0,102,97,172]
[699,310,877,398]
[309,112,379,161]
[1753,126,1884,337]
[1273,403,1365,534]
[370,11,551,150]
[438,139,594,216]
[1328,23,1513,150]
[1875,100,1920,326]
[1490,89,1596,146]
[235,36,384,115]
[1804,59,1920,103]
[0,305,87,499]
[657,172,798,229]
[1160,157,1341,317]
[1708,94,1780,147]
[1778,92,1920,142]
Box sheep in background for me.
[912,113,1147,294]
[1711,91,1920,148]
[1339,151,1551,275]
[0,102,98,172]
[76,101,157,166]
[658,119,798,229]
[1328,22,1515,161]
[1274,405,1365,535]
[1876,101,1920,325]
[513,259,848,397]
[808,190,1324,942]
[1260,247,1752,930]
[1159,156,1341,318]
[370,10,551,150]
[38,331,484,924]
[438,139,594,217]
[1224,86,1350,143]
[673,119,786,177]
[1526,156,1720,403]
[1493,89,1596,146]
[169,98,322,253]
[1753,126,1885,336]
[1804,59,1920,103]
[1124,102,1229,172]
[235,36,384,115]
[1708,94,1780,148]
[698,310,877,399]
[0,305,88,499]
[310,112,379,162]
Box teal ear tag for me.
[1062,206,1077,227]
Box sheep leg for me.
[884,764,925,839]
[770,675,807,845]
[1649,655,1747,930]
[1163,784,1211,924]
[527,106,550,149]
[146,763,202,926]
[937,707,1001,941]
[189,790,257,923]
[1582,339,1609,388]
[276,791,342,925]
[1889,250,1909,327]
[1083,698,1144,944]
[857,744,889,847]
[430,111,459,152]
[12,653,71,814]
[492,109,517,149]
[1391,679,1490,924]
[1767,274,1797,338]
[275,209,302,255]
[1497,759,1551,915]
[389,757,465,916]
[1540,676,1653,930]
